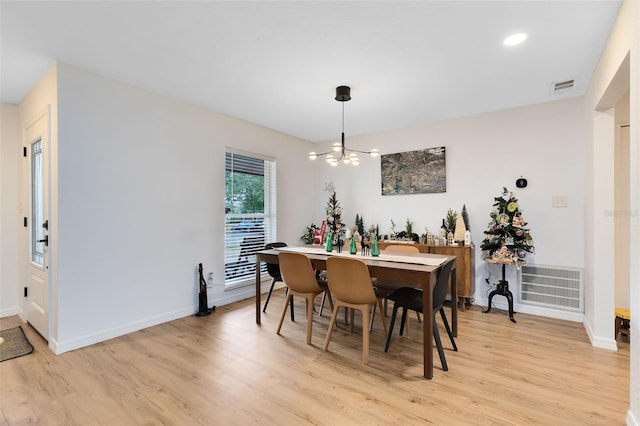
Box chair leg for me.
[305,294,315,345]
[318,291,334,317]
[433,319,448,371]
[399,307,408,336]
[384,303,400,352]
[439,308,457,351]
[369,303,377,331]
[285,288,294,321]
[369,300,388,334]
[326,291,334,313]
[377,300,388,334]
[350,308,355,333]
[277,293,293,335]
[319,292,326,316]
[323,303,341,351]
[361,306,370,364]
[262,278,278,313]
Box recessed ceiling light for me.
[503,33,527,46]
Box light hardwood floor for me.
[0,289,630,425]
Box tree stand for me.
[483,262,516,323]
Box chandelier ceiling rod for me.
[308,86,379,166]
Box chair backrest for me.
[326,257,378,304]
[384,245,420,254]
[265,242,287,278]
[238,236,265,261]
[433,258,456,310]
[278,252,322,293]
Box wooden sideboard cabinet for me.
[378,242,475,307]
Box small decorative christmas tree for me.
[454,214,466,242]
[355,214,365,236]
[445,208,457,234]
[325,190,344,241]
[480,187,534,261]
[461,204,470,232]
[300,223,320,244]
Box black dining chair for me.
[383,258,457,371]
[262,242,295,320]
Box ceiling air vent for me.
[552,79,575,94]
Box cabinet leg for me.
[458,297,466,312]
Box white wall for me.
[311,97,586,319]
[583,0,639,423]
[15,62,316,353]
[0,104,20,317]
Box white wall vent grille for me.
[519,265,583,312]
[551,79,575,94]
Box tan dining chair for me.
[276,252,333,345]
[323,257,387,364]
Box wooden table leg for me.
[423,273,434,379]
[451,261,458,337]
[256,256,262,324]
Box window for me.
[225,149,276,287]
[31,139,44,266]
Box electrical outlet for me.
[207,272,214,288]
[552,195,568,208]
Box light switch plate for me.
[552,195,568,208]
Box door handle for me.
[37,235,48,246]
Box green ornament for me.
[371,234,380,257]
[349,236,357,254]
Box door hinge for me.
[23,147,27,157]
[24,217,27,227]
[24,287,28,297]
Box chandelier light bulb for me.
[370,149,380,157]
[332,142,342,152]
[308,152,317,160]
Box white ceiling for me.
[0,1,621,143]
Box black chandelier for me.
[308,86,379,166]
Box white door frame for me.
[22,107,51,342]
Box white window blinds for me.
[224,150,276,286]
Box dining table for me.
[255,246,457,379]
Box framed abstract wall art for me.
[381,146,446,195]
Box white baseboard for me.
[582,316,618,351]
[627,410,639,426]
[53,279,278,354]
[53,305,196,355]
[0,306,19,318]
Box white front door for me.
[24,112,49,341]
